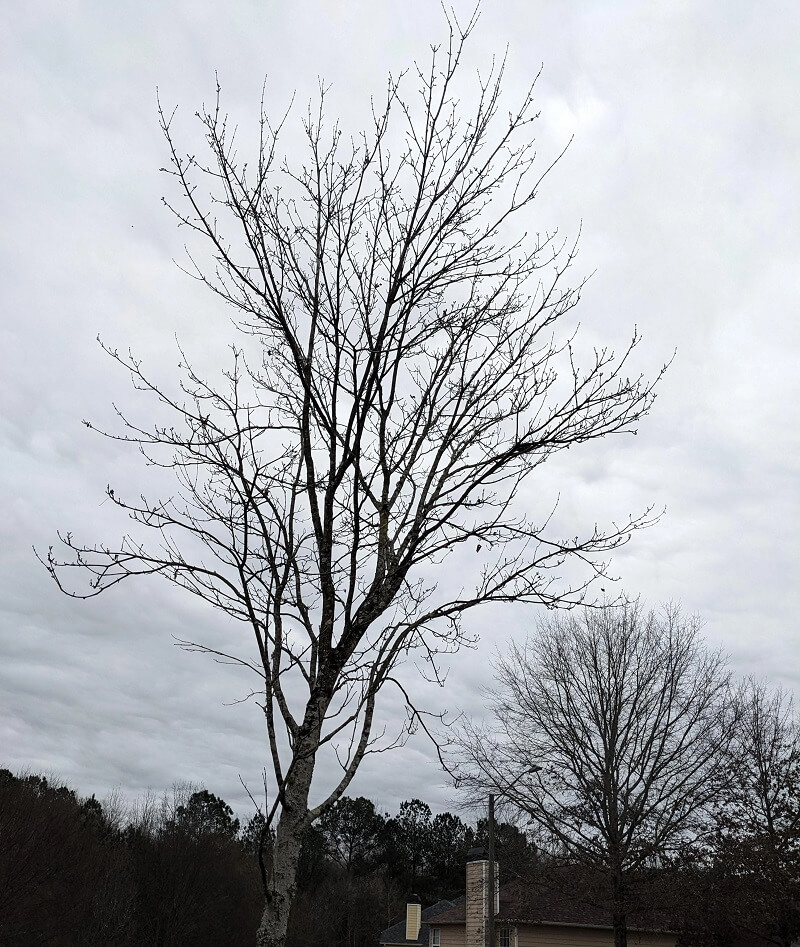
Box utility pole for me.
[487,793,495,947]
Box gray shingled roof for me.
[381,873,678,939]
[429,881,617,928]
[379,897,465,945]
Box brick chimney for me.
[465,847,498,947]
[405,893,422,941]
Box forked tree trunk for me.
[255,746,316,947]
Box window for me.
[431,928,440,946]
[498,927,513,947]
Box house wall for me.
[516,925,677,947]
[427,925,676,947]
[437,926,468,947]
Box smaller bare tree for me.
[713,680,800,947]
[452,601,735,947]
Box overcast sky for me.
[2,0,799,822]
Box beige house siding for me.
[426,925,676,947]
[516,926,676,947]
[437,926,468,947]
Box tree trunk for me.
[612,907,628,947]
[255,750,316,947]
[612,871,627,947]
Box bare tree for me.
[452,602,734,947]
[41,13,666,947]
[712,680,800,947]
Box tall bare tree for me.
[452,602,734,947]
[41,14,666,946]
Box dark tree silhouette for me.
[427,811,475,893]
[319,796,385,874]
[386,798,433,890]
[711,680,800,946]
[177,789,241,839]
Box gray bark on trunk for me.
[255,742,316,947]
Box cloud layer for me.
[2,0,798,818]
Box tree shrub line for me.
[0,773,518,946]
[2,745,798,947]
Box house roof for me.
[379,897,465,945]
[387,871,677,936]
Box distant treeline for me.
[0,770,515,946]
[0,768,797,946]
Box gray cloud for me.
[1,0,798,819]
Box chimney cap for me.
[467,846,488,861]
[407,892,421,904]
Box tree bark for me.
[255,742,317,947]
[612,871,627,947]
